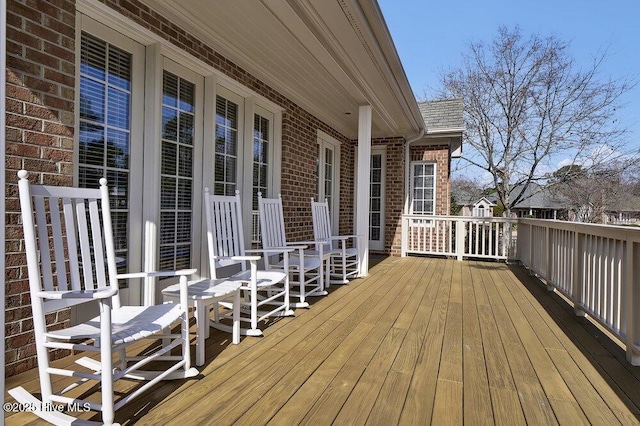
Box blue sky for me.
[378,0,640,162]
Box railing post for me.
[456,218,464,261]
[545,224,553,291]
[625,239,640,364]
[401,216,407,257]
[573,229,586,317]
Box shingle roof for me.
[418,99,464,131]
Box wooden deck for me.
[7,256,640,425]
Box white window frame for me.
[317,130,341,232]
[410,161,436,227]
[75,14,145,305]
[369,146,386,251]
[156,59,204,280]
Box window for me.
[79,32,132,272]
[252,113,270,209]
[369,148,386,251]
[410,162,436,215]
[159,71,196,270]
[79,35,132,266]
[214,94,240,196]
[317,132,341,229]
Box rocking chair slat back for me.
[257,193,287,249]
[205,188,247,278]
[311,199,333,244]
[20,175,119,312]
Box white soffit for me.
[141,0,423,139]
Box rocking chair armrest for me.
[245,248,294,255]
[212,255,261,262]
[295,240,328,247]
[35,288,118,300]
[331,234,362,240]
[281,243,309,250]
[117,269,198,279]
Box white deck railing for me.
[518,219,640,364]
[401,215,517,261]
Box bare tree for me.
[441,26,634,215]
[551,163,640,223]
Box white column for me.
[355,105,372,276]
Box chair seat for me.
[163,278,241,300]
[323,247,358,257]
[45,304,182,345]
[231,269,289,288]
[277,255,323,272]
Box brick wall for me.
[5,0,76,376]
[4,0,354,376]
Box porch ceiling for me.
[142,0,424,140]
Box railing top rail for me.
[519,218,640,241]
[402,214,518,223]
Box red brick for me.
[7,55,42,75]
[43,94,74,111]
[24,20,60,43]
[23,157,59,173]
[42,121,73,136]
[23,75,57,94]
[24,131,58,146]
[25,47,60,69]
[6,98,23,113]
[7,1,42,23]
[43,41,74,63]
[43,15,74,38]
[6,143,40,158]
[25,103,59,120]
[25,0,61,19]
[6,113,42,131]
[7,26,41,49]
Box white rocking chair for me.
[311,198,361,284]
[9,170,198,426]
[180,189,294,338]
[258,193,328,308]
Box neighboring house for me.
[490,183,569,220]
[603,196,640,225]
[3,1,461,376]
[453,190,496,217]
[470,197,495,217]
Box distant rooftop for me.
[418,98,464,132]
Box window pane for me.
[79,77,105,122]
[79,122,104,166]
[107,87,130,128]
[80,34,106,81]
[106,129,129,169]
[162,107,178,141]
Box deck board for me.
[6,256,640,425]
